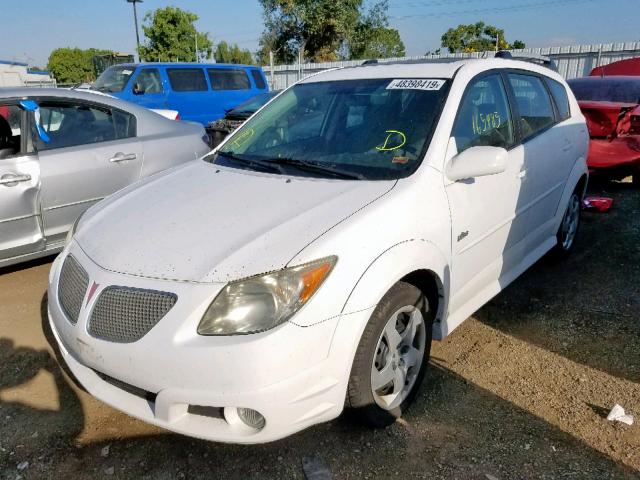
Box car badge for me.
[86,281,100,306]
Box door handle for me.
[517,169,527,179]
[0,173,32,186]
[109,152,137,163]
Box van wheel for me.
[347,282,433,428]
[551,191,581,259]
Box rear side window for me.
[452,74,515,153]
[508,74,555,139]
[251,69,266,89]
[545,78,571,121]
[208,68,250,90]
[167,68,208,92]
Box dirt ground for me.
[1,182,638,480]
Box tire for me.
[347,281,433,428]
[551,190,581,259]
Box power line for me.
[390,0,596,19]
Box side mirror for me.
[446,146,508,182]
[132,83,145,95]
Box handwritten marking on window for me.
[472,112,502,135]
[376,130,407,151]
[231,128,255,148]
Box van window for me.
[452,74,515,153]
[167,68,208,92]
[251,69,266,89]
[133,68,163,94]
[508,74,555,139]
[545,78,570,121]
[208,68,250,90]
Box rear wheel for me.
[347,282,433,427]
[551,191,581,259]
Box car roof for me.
[110,62,259,69]
[300,58,562,84]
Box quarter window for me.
[36,102,136,150]
[545,78,571,121]
[208,68,250,90]
[167,68,208,92]
[508,74,555,139]
[452,74,515,153]
[133,68,163,94]
[251,69,266,89]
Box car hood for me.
[76,161,396,283]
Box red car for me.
[567,76,640,185]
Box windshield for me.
[228,92,279,116]
[568,78,640,104]
[93,66,135,93]
[208,78,450,180]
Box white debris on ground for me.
[606,404,634,425]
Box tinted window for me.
[208,68,250,90]
[453,74,515,153]
[568,77,640,103]
[546,78,570,121]
[167,68,208,92]
[251,69,266,89]
[134,68,163,94]
[37,102,135,150]
[508,74,555,139]
[0,105,22,157]
[212,78,450,180]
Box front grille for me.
[58,255,89,324]
[88,287,177,343]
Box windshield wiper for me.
[216,151,284,174]
[268,157,364,180]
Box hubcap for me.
[561,194,580,250]
[370,305,426,410]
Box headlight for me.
[65,211,85,246]
[198,256,337,336]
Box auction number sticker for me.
[386,79,445,91]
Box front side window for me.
[93,66,135,93]
[452,74,515,153]
[208,68,250,90]
[133,68,163,94]
[167,68,208,92]
[0,105,22,158]
[36,102,135,151]
[209,78,450,180]
[508,73,555,139]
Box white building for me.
[0,60,56,87]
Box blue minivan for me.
[92,63,269,125]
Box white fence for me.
[264,42,640,90]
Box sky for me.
[0,0,638,68]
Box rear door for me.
[207,67,255,119]
[0,103,44,261]
[35,99,142,246]
[130,67,168,109]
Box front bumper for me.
[48,245,372,443]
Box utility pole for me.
[195,31,199,62]
[269,50,274,88]
[495,33,499,52]
[127,0,143,62]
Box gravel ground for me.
[0,182,638,479]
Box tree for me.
[47,47,112,84]
[138,7,212,62]
[257,0,403,64]
[440,22,525,53]
[214,41,254,64]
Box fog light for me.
[237,408,265,430]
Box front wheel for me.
[551,191,581,259]
[347,282,433,428]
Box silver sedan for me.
[0,88,211,268]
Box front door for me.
[0,104,43,261]
[445,73,528,323]
[35,99,142,246]
[130,67,168,110]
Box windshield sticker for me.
[392,156,409,164]
[230,128,255,148]
[122,69,133,75]
[376,130,407,151]
[386,79,445,91]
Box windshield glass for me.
[208,78,450,180]
[568,78,640,104]
[228,92,278,116]
[93,66,135,93]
